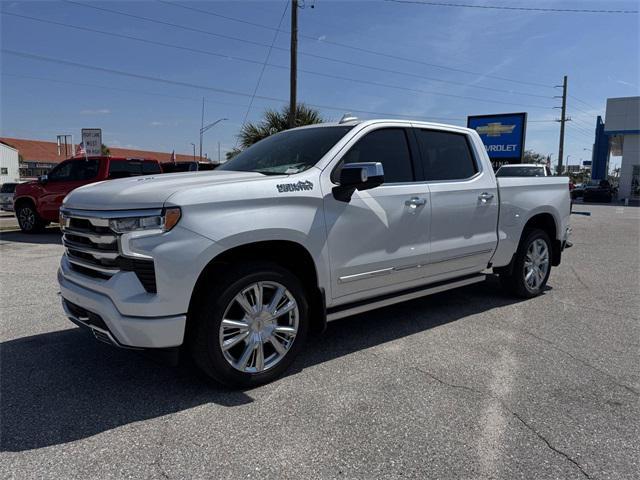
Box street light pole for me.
[199,97,205,162]
[200,118,228,163]
[190,142,196,161]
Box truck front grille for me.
[61,210,157,293]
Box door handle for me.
[405,197,427,208]
[478,192,494,202]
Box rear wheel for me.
[499,228,551,298]
[190,262,308,388]
[16,203,46,233]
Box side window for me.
[69,159,99,181]
[142,162,161,174]
[109,160,133,178]
[415,129,477,181]
[48,161,73,181]
[337,128,414,183]
[109,160,152,178]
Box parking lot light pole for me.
[190,143,196,161]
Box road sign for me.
[81,128,102,156]
[467,113,527,170]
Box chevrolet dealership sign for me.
[467,113,527,169]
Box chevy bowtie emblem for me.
[475,122,516,137]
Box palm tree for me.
[237,104,323,150]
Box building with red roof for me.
[0,137,197,179]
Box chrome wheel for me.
[18,207,35,230]
[219,281,299,373]
[523,238,549,291]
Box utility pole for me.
[199,97,205,162]
[218,141,221,164]
[555,75,568,175]
[288,0,298,129]
[190,142,196,161]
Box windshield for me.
[496,166,545,177]
[218,126,353,175]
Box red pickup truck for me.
[14,156,161,233]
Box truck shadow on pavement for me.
[1,277,535,452]
[0,228,62,245]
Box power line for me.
[385,0,638,14]
[2,49,469,123]
[158,0,556,90]
[568,123,594,137]
[2,11,554,110]
[240,1,289,143]
[566,124,593,139]
[62,0,556,92]
[569,115,596,129]
[569,94,601,111]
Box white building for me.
[0,141,20,184]
[604,97,639,200]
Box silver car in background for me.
[0,182,20,212]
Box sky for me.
[1,0,639,169]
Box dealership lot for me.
[0,204,638,480]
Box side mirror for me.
[38,174,48,184]
[333,162,384,202]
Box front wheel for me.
[16,203,46,233]
[190,262,309,388]
[499,228,552,298]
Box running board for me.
[326,274,486,322]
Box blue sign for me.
[467,113,527,167]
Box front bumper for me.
[59,268,186,348]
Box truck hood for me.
[63,170,275,211]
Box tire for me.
[16,203,46,233]
[499,228,552,298]
[190,261,309,388]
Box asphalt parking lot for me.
[1,203,638,480]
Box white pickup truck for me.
[58,119,571,387]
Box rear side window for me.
[496,166,546,177]
[109,160,159,178]
[1,183,17,193]
[142,162,161,174]
[415,130,477,181]
[338,128,414,183]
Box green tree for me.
[225,147,242,160]
[237,104,324,150]
[101,144,110,156]
[522,150,548,164]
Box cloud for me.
[80,109,111,115]
[616,79,636,87]
[317,35,326,41]
[150,121,164,126]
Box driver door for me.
[40,159,100,221]
[322,126,431,302]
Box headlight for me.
[109,207,181,233]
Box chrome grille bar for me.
[63,229,116,244]
[63,238,119,260]
[66,255,120,275]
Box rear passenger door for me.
[413,127,498,279]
